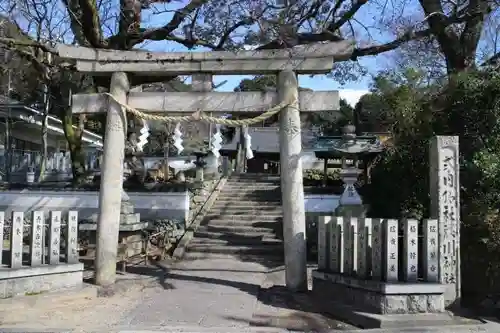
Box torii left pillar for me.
[95,72,130,287]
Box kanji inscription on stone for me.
[329,216,343,273]
[403,219,418,282]
[317,215,330,270]
[30,211,44,266]
[357,218,372,278]
[371,218,382,280]
[384,219,398,282]
[66,211,79,264]
[343,218,357,274]
[430,136,460,304]
[423,219,439,282]
[49,211,62,265]
[10,211,24,268]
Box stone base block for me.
[0,263,84,298]
[120,213,141,224]
[312,270,483,329]
[335,204,367,218]
[121,201,135,214]
[312,270,445,314]
[79,230,145,258]
[119,232,144,257]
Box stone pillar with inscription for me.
[278,70,308,291]
[429,136,460,306]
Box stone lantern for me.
[313,125,385,217]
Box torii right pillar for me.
[278,70,308,291]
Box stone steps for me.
[222,185,280,190]
[203,220,281,228]
[189,237,282,246]
[182,251,284,261]
[230,174,280,180]
[193,230,279,240]
[226,180,280,184]
[214,198,282,204]
[196,224,277,234]
[211,202,282,208]
[223,185,280,189]
[204,214,282,221]
[217,193,280,198]
[187,243,283,255]
[183,174,284,262]
[219,192,280,196]
[208,208,283,215]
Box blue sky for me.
[137,0,401,105]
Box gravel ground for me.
[0,275,157,332]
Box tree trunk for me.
[69,142,86,185]
[62,112,87,186]
[418,0,485,76]
[38,62,51,182]
[38,111,48,182]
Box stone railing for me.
[0,210,84,298]
[313,216,445,316]
[317,217,439,282]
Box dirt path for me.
[0,274,157,332]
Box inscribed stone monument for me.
[430,136,460,305]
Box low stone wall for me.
[0,263,84,298]
[187,179,219,227]
[0,190,189,222]
[312,271,445,314]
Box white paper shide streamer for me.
[136,120,149,152]
[243,127,254,159]
[173,123,184,154]
[211,124,223,159]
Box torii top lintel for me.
[56,41,355,75]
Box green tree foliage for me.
[319,99,354,135]
[234,76,276,92]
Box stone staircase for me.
[184,173,284,262]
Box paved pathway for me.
[118,257,353,331]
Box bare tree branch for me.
[121,0,208,47]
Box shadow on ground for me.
[123,261,355,331]
[226,284,356,332]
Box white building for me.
[0,96,103,181]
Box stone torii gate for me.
[56,41,353,291]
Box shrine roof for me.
[312,134,386,155]
[221,127,318,153]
